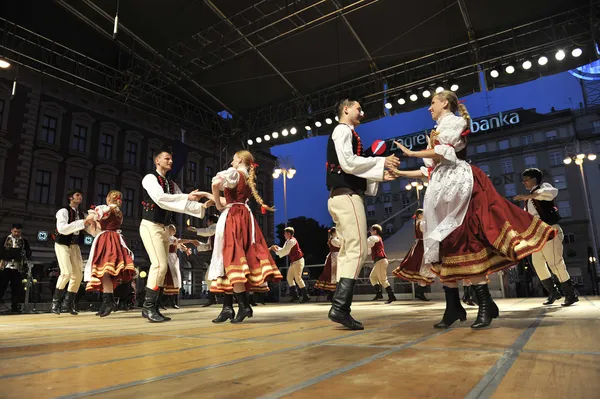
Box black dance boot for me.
[326,291,334,302]
[434,286,467,329]
[99,293,114,317]
[258,292,266,305]
[212,294,235,323]
[385,286,397,304]
[560,280,579,307]
[50,288,64,314]
[231,292,253,323]
[461,285,476,306]
[471,284,500,329]
[155,288,171,321]
[249,293,258,306]
[61,292,78,315]
[171,295,180,309]
[372,284,383,301]
[299,287,311,303]
[328,278,364,330]
[142,289,166,323]
[415,285,431,302]
[289,286,299,302]
[540,278,562,305]
[203,292,217,307]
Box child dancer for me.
[315,227,341,301]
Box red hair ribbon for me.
[115,196,121,201]
[260,205,267,215]
[90,204,96,209]
[459,99,466,104]
[411,215,417,219]
[252,163,259,169]
[461,129,470,137]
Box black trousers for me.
[0,268,24,308]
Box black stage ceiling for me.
[0,0,597,144]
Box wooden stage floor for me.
[1,297,599,399]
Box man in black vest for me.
[326,99,400,330]
[140,149,211,322]
[52,189,94,315]
[0,224,32,313]
[515,168,578,306]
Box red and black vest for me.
[326,124,367,194]
[142,171,175,226]
[371,237,387,262]
[289,239,304,262]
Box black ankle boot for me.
[99,293,114,317]
[461,285,475,306]
[61,292,78,315]
[231,292,253,323]
[540,278,562,305]
[372,284,383,301]
[289,286,299,302]
[560,280,579,307]
[203,292,217,307]
[471,284,499,329]
[385,286,397,304]
[328,278,364,330]
[249,293,258,306]
[258,292,266,305]
[212,294,235,323]
[415,285,431,302]
[171,295,180,309]
[326,291,334,302]
[434,287,467,329]
[142,289,166,323]
[51,288,64,314]
[155,288,171,321]
[299,287,311,303]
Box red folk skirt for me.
[393,239,434,285]
[210,205,282,293]
[430,166,556,282]
[315,253,337,291]
[86,231,136,292]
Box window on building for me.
[35,170,52,204]
[504,183,516,197]
[126,141,138,166]
[188,161,197,182]
[384,202,393,215]
[205,166,214,188]
[549,151,562,166]
[147,148,156,170]
[545,130,558,140]
[71,124,87,152]
[382,182,391,193]
[593,120,600,129]
[563,233,576,244]
[68,176,83,191]
[524,154,537,168]
[475,144,487,153]
[497,139,510,150]
[41,115,58,144]
[553,174,567,189]
[401,195,411,209]
[97,182,111,206]
[385,224,394,234]
[558,200,571,217]
[478,164,491,176]
[500,158,514,174]
[367,205,376,217]
[0,100,5,126]
[99,133,113,159]
[521,135,533,145]
[123,188,134,217]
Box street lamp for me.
[563,140,599,287]
[405,180,426,207]
[273,164,296,301]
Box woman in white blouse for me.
[393,90,556,329]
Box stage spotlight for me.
[0,59,10,69]
[572,48,582,58]
[397,98,406,105]
[436,86,444,93]
[410,94,418,102]
[325,118,333,124]
[335,116,339,122]
[555,50,566,61]
[522,60,532,70]
[304,125,311,131]
[282,129,289,136]
[247,139,253,145]
[450,84,459,91]
[272,132,279,139]
[385,102,392,109]
[538,56,548,65]
[256,137,262,143]
[422,90,431,98]
[290,127,297,135]
[315,121,322,127]
[264,134,271,141]
[490,69,499,78]
[505,65,515,74]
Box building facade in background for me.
[368,106,600,295]
[0,70,276,299]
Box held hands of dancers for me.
[187,189,211,202]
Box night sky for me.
[269,71,585,230]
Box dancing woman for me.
[315,227,341,301]
[393,90,555,329]
[208,150,283,323]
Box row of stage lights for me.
[247,116,341,145]
[384,84,460,109]
[489,48,583,78]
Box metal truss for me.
[240,4,597,136]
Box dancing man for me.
[140,149,211,323]
[190,214,219,307]
[515,168,578,306]
[270,227,310,303]
[52,189,94,315]
[315,227,340,302]
[368,224,396,304]
[326,98,400,330]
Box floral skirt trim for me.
[392,268,434,285]
[314,281,336,291]
[210,258,283,293]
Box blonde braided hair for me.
[435,90,471,125]
[106,190,123,219]
[236,150,275,212]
